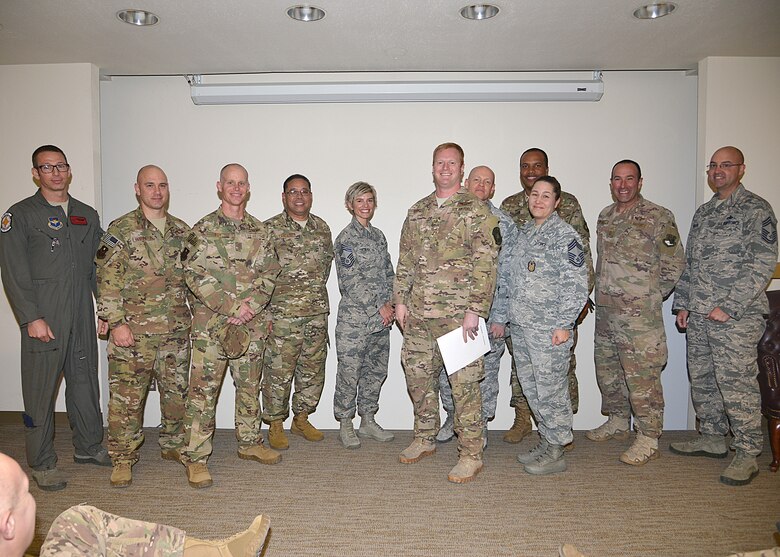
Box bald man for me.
[0,453,36,557]
[96,165,192,487]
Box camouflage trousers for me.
[438,328,504,421]
[509,322,574,446]
[183,337,265,464]
[594,305,667,438]
[686,312,764,455]
[107,332,190,465]
[40,504,185,556]
[262,314,328,423]
[333,320,390,419]
[402,314,483,459]
[509,326,580,414]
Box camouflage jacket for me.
[265,211,333,318]
[673,184,777,319]
[500,189,595,293]
[595,196,685,310]
[334,217,394,331]
[486,200,518,325]
[493,212,589,331]
[186,208,280,339]
[394,187,499,319]
[96,207,191,334]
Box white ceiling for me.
[1,1,779,77]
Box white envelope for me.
[436,317,491,375]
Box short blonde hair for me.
[344,181,377,214]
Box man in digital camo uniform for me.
[96,165,192,487]
[262,174,334,450]
[586,160,684,466]
[499,148,594,444]
[671,146,777,486]
[182,163,281,489]
[436,165,518,444]
[394,143,499,484]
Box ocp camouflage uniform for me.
[500,190,594,415]
[183,208,280,464]
[333,217,394,420]
[438,200,518,421]
[594,196,685,439]
[262,211,333,423]
[492,212,589,446]
[96,208,192,465]
[394,187,499,459]
[673,184,777,455]
[40,504,186,556]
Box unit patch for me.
[0,212,11,233]
[48,217,63,230]
[762,216,777,244]
[662,234,678,247]
[492,226,502,246]
[339,245,355,268]
[567,238,585,267]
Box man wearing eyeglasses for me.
[671,146,777,486]
[262,174,334,451]
[0,145,109,492]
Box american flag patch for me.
[101,233,121,247]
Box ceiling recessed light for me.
[633,3,676,19]
[460,4,499,20]
[116,9,159,26]
[287,5,325,22]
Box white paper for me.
[436,317,491,376]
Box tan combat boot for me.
[267,420,289,450]
[291,413,324,442]
[183,514,270,557]
[110,462,132,488]
[399,438,436,464]
[186,462,213,489]
[447,456,483,484]
[620,433,659,466]
[585,415,630,442]
[238,443,282,465]
[503,405,532,444]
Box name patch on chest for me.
[70,215,88,226]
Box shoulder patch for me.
[567,238,585,267]
[662,234,678,248]
[96,232,123,261]
[1,212,11,233]
[101,232,122,248]
[339,245,355,268]
[492,226,502,246]
[762,216,777,244]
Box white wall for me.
[99,70,697,431]
[0,63,104,413]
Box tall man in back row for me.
[395,143,499,484]
[499,148,594,443]
[0,145,110,492]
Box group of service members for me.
[0,142,775,492]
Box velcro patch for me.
[101,233,121,248]
[762,216,777,244]
[1,212,11,233]
[567,238,585,267]
[96,233,123,261]
[662,234,678,247]
[339,245,355,268]
[492,226,502,246]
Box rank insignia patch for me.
[663,235,678,247]
[492,226,502,246]
[762,216,777,244]
[339,245,355,268]
[567,239,585,267]
[0,212,11,233]
[48,217,63,230]
[96,245,109,260]
[528,260,536,272]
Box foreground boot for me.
[669,433,728,458]
[358,413,394,442]
[110,462,133,488]
[524,443,566,475]
[585,415,630,442]
[238,443,282,465]
[339,418,361,449]
[559,544,588,557]
[291,413,324,442]
[399,438,436,464]
[436,413,455,443]
[31,467,67,491]
[517,438,549,465]
[267,420,288,450]
[447,456,483,484]
[720,450,759,486]
[186,462,213,489]
[503,406,532,444]
[620,433,659,466]
[183,514,270,557]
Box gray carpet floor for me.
[1,421,778,556]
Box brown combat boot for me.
[160,449,181,462]
[447,456,483,484]
[186,462,213,489]
[238,443,282,465]
[267,420,289,450]
[291,413,324,442]
[183,514,270,557]
[503,405,532,444]
[110,462,132,488]
[399,438,436,464]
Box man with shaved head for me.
[0,453,36,557]
[96,165,192,487]
[672,146,777,486]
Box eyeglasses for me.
[706,162,743,171]
[36,163,70,173]
[284,189,311,196]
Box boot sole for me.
[358,430,395,442]
[620,449,660,466]
[448,464,483,484]
[720,469,759,486]
[34,480,67,492]
[503,430,532,444]
[290,426,324,442]
[238,452,282,465]
[399,447,436,464]
[669,445,728,459]
[188,478,213,488]
[584,430,630,442]
[341,441,361,449]
[110,479,132,488]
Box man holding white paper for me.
[394,143,500,484]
